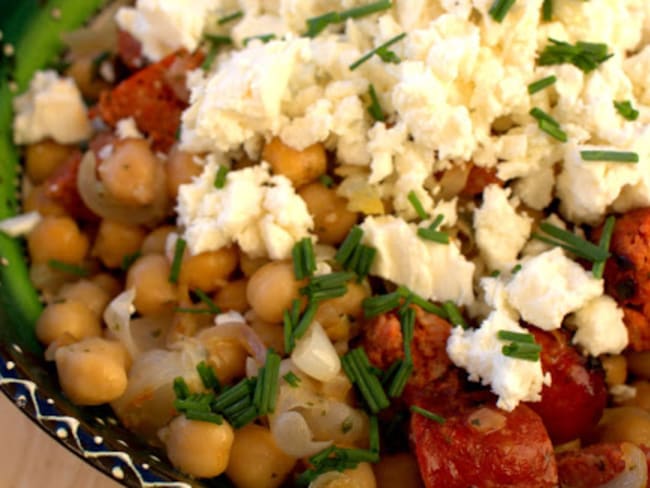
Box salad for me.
[4,0,650,486]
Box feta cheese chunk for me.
[177,160,313,259]
[13,70,91,145]
[474,184,532,271]
[116,117,143,139]
[116,0,219,61]
[0,212,41,238]
[447,310,551,411]
[505,248,603,330]
[570,295,628,356]
[360,215,474,306]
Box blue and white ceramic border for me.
[0,342,191,488]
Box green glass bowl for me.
[0,2,231,486]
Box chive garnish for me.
[120,251,141,271]
[213,165,229,189]
[542,0,552,21]
[335,227,377,279]
[169,238,186,284]
[196,361,221,391]
[497,330,536,343]
[488,0,516,22]
[305,0,392,38]
[217,10,243,25]
[47,259,88,277]
[297,444,380,485]
[396,286,447,318]
[292,237,316,280]
[319,174,334,187]
[538,38,613,73]
[407,190,429,220]
[184,410,224,424]
[201,35,233,71]
[502,342,542,361]
[283,371,301,387]
[193,289,221,314]
[369,415,380,451]
[300,272,354,301]
[254,350,281,415]
[511,263,522,274]
[292,301,319,340]
[243,33,276,46]
[386,359,413,397]
[283,299,301,353]
[173,377,191,400]
[410,405,445,424]
[362,292,401,318]
[528,75,556,94]
[530,107,567,142]
[614,100,639,121]
[532,222,610,262]
[592,215,615,279]
[336,227,364,265]
[367,84,384,121]
[580,150,639,163]
[349,32,406,70]
[417,227,450,244]
[341,348,390,413]
[442,301,467,329]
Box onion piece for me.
[77,151,169,226]
[291,321,341,382]
[103,288,139,359]
[600,443,647,488]
[270,411,332,458]
[197,321,267,366]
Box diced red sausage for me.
[117,30,144,71]
[526,328,607,445]
[363,307,452,391]
[557,443,626,488]
[410,395,558,488]
[622,307,650,352]
[460,165,503,198]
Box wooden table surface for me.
[0,394,120,488]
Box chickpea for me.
[24,140,73,184]
[601,355,627,387]
[23,185,66,217]
[313,463,377,488]
[163,415,234,478]
[141,226,176,255]
[622,381,650,411]
[91,273,122,299]
[57,280,111,317]
[299,182,358,245]
[316,282,368,342]
[226,424,295,488]
[240,253,269,278]
[126,254,176,316]
[36,300,102,346]
[262,137,326,188]
[589,406,650,446]
[27,216,89,265]
[179,247,239,293]
[373,453,423,488]
[66,56,112,100]
[626,351,650,380]
[250,318,285,354]
[98,138,158,206]
[247,261,304,323]
[55,337,129,405]
[214,279,249,313]
[92,219,146,269]
[206,340,248,384]
[165,147,203,198]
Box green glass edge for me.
[0,0,106,353]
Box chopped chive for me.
[395,286,447,318]
[293,301,319,340]
[169,238,186,284]
[614,100,639,121]
[442,301,467,329]
[369,415,380,452]
[173,377,191,400]
[301,272,354,300]
[201,35,233,71]
[283,310,295,354]
[592,215,616,279]
[349,32,406,70]
[47,259,88,277]
[255,350,281,415]
[488,0,516,22]
[212,378,253,411]
[580,150,639,163]
[429,214,444,230]
[534,222,610,262]
[530,107,567,142]
[217,10,243,25]
[243,33,276,46]
[417,227,450,244]
[341,348,390,413]
[356,246,376,280]
[192,289,220,314]
[407,190,429,220]
[387,359,413,397]
[538,38,612,73]
[184,410,223,424]
[490,270,501,277]
[528,75,556,94]
[214,165,229,189]
[197,361,221,391]
[292,238,316,280]
[336,227,364,265]
[305,0,392,37]
[283,371,301,387]
[319,174,334,187]
[497,330,536,343]
[502,342,541,361]
[367,84,384,122]
[362,292,401,318]
[174,393,215,413]
[230,405,258,428]
[120,251,141,271]
[542,0,552,21]
[529,107,559,127]
[511,264,522,274]
[410,405,445,424]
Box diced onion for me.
[77,151,169,226]
[104,288,139,359]
[271,411,332,458]
[599,443,647,488]
[291,321,341,382]
[197,321,267,366]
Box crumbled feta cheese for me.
[570,295,628,356]
[447,310,551,411]
[13,70,91,145]
[0,212,41,238]
[177,160,312,259]
[474,185,532,271]
[360,215,474,306]
[116,117,143,139]
[505,248,603,330]
[116,0,220,62]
